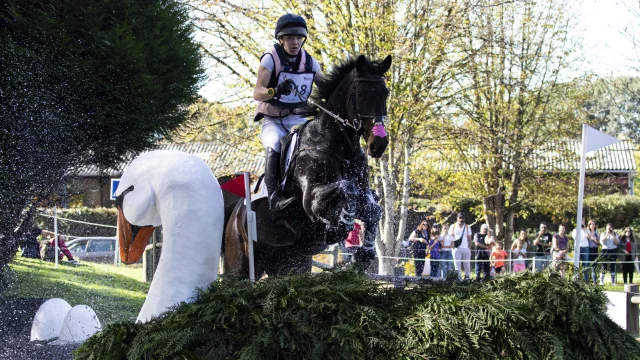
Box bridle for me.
[293,74,388,132]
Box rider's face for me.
[279,36,305,55]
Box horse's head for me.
[350,55,392,158]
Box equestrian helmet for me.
[274,14,308,39]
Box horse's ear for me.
[379,55,392,73]
[355,55,368,72]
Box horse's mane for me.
[311,56,383,103]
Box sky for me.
[197,0,640,101]
[579,0,639,77]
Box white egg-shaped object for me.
[30,298,72,341]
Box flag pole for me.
[573,124,587,271]
[54,206,59,268]
[240,172,256,282]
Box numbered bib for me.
[277,71,315,104]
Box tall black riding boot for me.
[265,148,294,219]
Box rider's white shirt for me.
[259,54,321,130]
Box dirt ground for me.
[0,297,78,360]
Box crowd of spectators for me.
[402,215,640,284]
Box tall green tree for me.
[584,76,640,143]
[432,0,585,246]
[0,0,203,275]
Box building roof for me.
[535,140,636,172]
[71,141,265,177]
[418,140,637,173]
[71,139,637,178]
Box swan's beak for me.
[117,208,155,264]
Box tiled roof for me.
[417,140,636,173]
[70,141,265,177]
[534,140,636,172]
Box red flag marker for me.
[220,175,246,198]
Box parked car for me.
[66,237,117,263]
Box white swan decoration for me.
[114,150,224,323]
[30,150,224,342]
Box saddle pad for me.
[281,132,298,191]
[251,180,268,202]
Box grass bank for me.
[3,257,149,325]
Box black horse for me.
[224,55,391,277]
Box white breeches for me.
[260,115,307,153]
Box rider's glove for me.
[275,78,295,97]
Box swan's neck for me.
[136,190,223,323]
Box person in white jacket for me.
[449,213,472,280]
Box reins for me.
[292,76,387,132]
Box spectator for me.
[427,224,442,279]
[439,224,455,279]
[474,224,491,281]
[449,213,472,280]
[409,220,429,277]
[532,223,553,272]
[485,229,496,248]
[512,230,528,273]
[490,242,507,276]
[510,231,529,254]
[572,223,591,282]
[599,223,619,285]
[343,220,363,261]
[40,230,78,264]
[620,227,636,284]
[19,227,43,259]
[586,219,600,284]
[553,224,570,278]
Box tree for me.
[583,76,640,143]
[0,0,203,275]
[431,0,585,246]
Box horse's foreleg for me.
[302,180,358,228]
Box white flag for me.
[584,125,619,153]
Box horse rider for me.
[253,13,324,218]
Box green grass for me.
[4,256,149,325]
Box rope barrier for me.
[337,252,639,264]
[37,213,117,229]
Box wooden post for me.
[151,228,157,278]
[625,284,639,336]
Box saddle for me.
[278,123,306,190]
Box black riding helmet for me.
[274,14,308,39]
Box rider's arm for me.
[253,65,274,102]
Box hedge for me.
[75,270,640,360]
[583,194,640,232]
[35,207,117,238]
